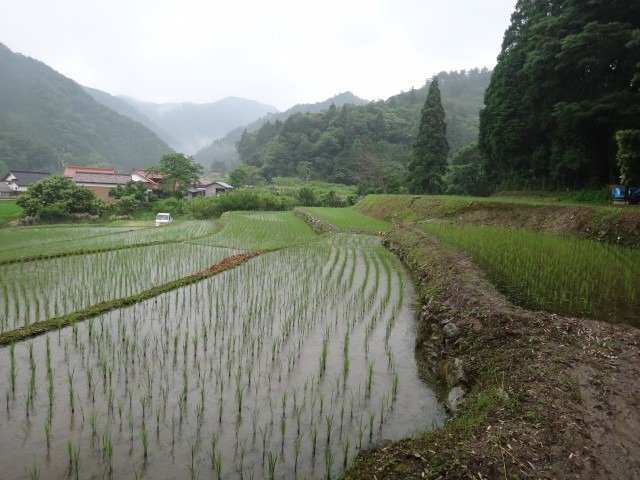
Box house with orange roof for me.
[63,166,116,177]
[71,172,132,202]
[130,169,160,191]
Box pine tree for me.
[407,77,449,194]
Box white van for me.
[155,213,173,226]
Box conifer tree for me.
[407,77,449,194]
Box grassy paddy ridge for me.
[355,194,640,247]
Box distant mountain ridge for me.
[0,43,172,173]
[193,91,369,168]
[82,86,177,147]
[118,96,278,155]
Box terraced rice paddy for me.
[0,243,238,333]
[0,221,220,261]
[297,207,392,234]
[0,213,443,479]
[418,221,640,325]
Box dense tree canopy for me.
[147,153,203,198]
[407,77,449,194]
[235,69,490,189]
[227,165,265,187]
[615,130,640,186]
[16,175,106,219]
[444,142,490,196]
[479,0,640,189]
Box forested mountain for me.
[234,70,490,187]
[0,43,172,173]
[83,86,177,147]
[479,0,640,189]
[193,92,368,171]
[120,96,278,155]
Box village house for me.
[63,166,159,203]
[63,166,116,177]
[1,170,51,196]
[186,178,234,199]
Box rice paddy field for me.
[297,207,392,234]
[194,212,319,250]
[0,221,221,262]
[0,212,444,479]
[418,221,640,326]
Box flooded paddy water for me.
[0,234,444,479]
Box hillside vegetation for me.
[119,96,278,155]
[479,1,640,189]
[0,43,172,172]
[233,70,490,186]
[193,91,369,169]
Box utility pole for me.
[54,147,68,174]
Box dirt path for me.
[341,225,640,479]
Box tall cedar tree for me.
[479,0,640,189]
[407,77,449,194]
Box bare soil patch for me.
[341,225,640,479]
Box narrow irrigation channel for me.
[0,233,444,479]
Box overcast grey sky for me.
[1,0,515,111]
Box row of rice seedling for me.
[297,207,392,233]
[195,211,319,250]
[0,243,238,334]
[0,226,134,256]
[0,234,443,479]
[0,221,221,262]
[418,221,640,325]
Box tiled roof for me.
[132,169,162,180]
[4,171,51,186]
[199,179,234,189]
[64,166,116,177]
[72,172,131,185]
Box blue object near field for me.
[611,186,640,204]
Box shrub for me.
[153,198,186,217]
[186,196,219,220]
[115,195,141,216]
[16,176,107,219]
[186,190,287,219]
[298,187,319,206]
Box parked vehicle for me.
[155,212,173,226]
[611,186,640,205]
